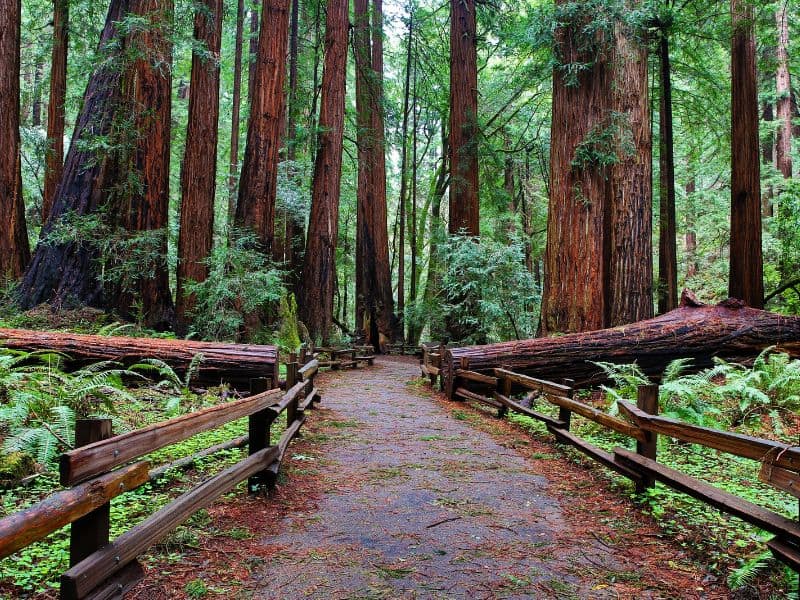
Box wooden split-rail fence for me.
[0,350,321,600]
[421,342,800,575]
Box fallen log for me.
[443,291,800,397]
[0,328,279,390]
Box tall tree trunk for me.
[685,177,698,279]
[227,0,245,227]
[354,0,395,350]
[607,12,653,326]
[32,59,43,127]
[43,0,68,223]
[762,100,774,217]
[236,0,290,252]
[0,0,30,282]
[176,0,222,331]
[657,26,677,314]
[19,0,133,309]
[729,0,763,308]
[448,0,479,236]
[409,44,420,343]
[541,4,609,334]
[299,0,348,343]
[247,0,259,102]
[112,0,174,328]
[285,0,303,284]
[775,4,793,179]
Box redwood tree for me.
[176,0,223,329]
[43,0,68,222]
[299,0,348,343]
[0,0,29,282]
[354,0,395,351]
[228,0,245,222]
[775,3,792,179]
[449,0,479,236]
[18,0,129,308]
[236,0,290,252]
[729,0,763,308]
[112,0,174,328]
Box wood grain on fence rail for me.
[60,388,282,485]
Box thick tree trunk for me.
[176,0,223,331]
[227,0,245,225]
[541,5,609,334]
[0,0,29,282]
[43,0,68,223]
[448,0,479,236]
[657,29,677,314]
[353,0,395,351]
[299,0,348,343]
[0,328,278,390]
[18,0,129,308]
[729,0,763,308]
[607,12,652,327]
[442,291,800,395]
[112,0,174,329]
[235,0,290,252]
[775,4,793,180]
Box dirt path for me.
[239,356,726,599]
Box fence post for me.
[498,376,510,419]
[636,384,659,493]
[286,354,299,425]
[68,418,113,567]
[248,377,272,492]
[558,378,575,430]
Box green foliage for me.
[186,232,286,341]
[185,579,208,598]
[571,111,635,175]
[276,293,302,355]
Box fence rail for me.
[0,353,321,600]
[420,345,800,574]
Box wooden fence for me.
[421,349,800,575]
[0,354,321,600]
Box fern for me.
[727,550,773,591]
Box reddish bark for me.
[299,0,348,343]
[607,18,652,326]
[729,0,763,308]
[0,0,29,282]
[236,0,290,252]
[43,0,68,223]
[176,0,223,330]
[18,0,129,309]
[113,0,174,328]
[227,0,245,224]
[657,29,677,314]
[448,0,479,236]
[541,5,610,334]
[443,291,800,394]
[775,5,792,179]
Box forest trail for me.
[237,356,728,599]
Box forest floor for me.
[131,355,733,599]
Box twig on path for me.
[425,516,463,529]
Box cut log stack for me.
[0,328,279,390]
[442,292,800,398]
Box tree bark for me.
[43,0,68,223]
[729,0,763,308]
[247,0,259,103]
[18,0,129,308]
[176,0,223,331]
[395,13,412,340]
[775,4,792,179]
[657,28,677,314]
[236,0,290,252]
[112,0,174,329]
[442,290,800,395]
[761,100,774,218]
[607,11,653,327]
[685,177,698,279]
[227,0,245,226]
[284,0,304,285]
[0,0,30,282]
[299,0,348,344]
[448,0,479,237]
[0,328,278,390]
[541,3,609,334]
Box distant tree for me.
[42,0,68,223]
[176,0,223,331]
[299,0,348,343]
[0,0,30,282]
[775,3,792,180]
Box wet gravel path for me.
[248,356,725,599]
